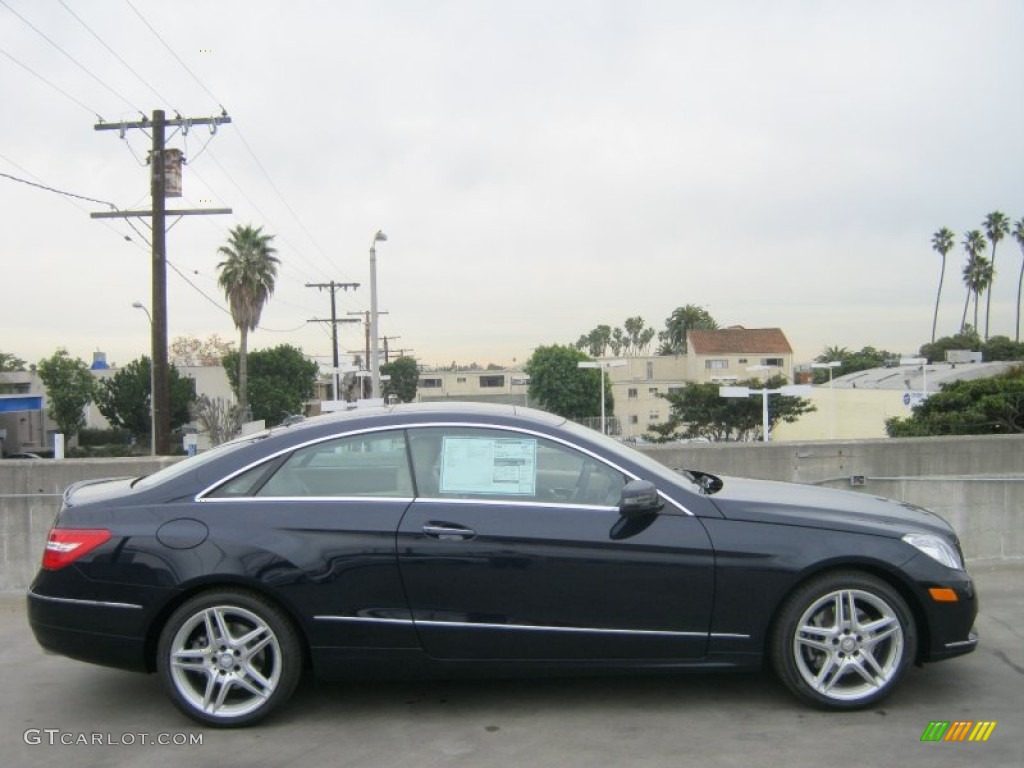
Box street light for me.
[578,359,627,435]
[369,230,387,401]
[900,357,928,396]
[810,360,842,439]
[131,301,155,456]
[720,381,813,442]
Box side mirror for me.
[619,479,663,518]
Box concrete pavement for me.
[1,563,1021,768]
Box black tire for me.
[770,571,916,710]
[156,589,302,727]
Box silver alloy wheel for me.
[792,588,904,702]
[168,604,283,719]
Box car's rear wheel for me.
[771,571,916,709]
[156,590,302,727]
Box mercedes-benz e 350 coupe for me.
[28,403,978,726]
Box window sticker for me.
[439,437,537,495]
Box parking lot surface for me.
[1,563,1021,768]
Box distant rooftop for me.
[829,361,1017,391]
[688,326,793,355]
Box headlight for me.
[902,533,964,571]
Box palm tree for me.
[960,230,987,333]
[217,225,280,423]
[982,211,1010,340]
[930,227,955,343]
[1014,218,1024,343]
[657,305,717,355]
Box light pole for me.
[810,360,842,439]
[720,380,813,442]
[578,359,627,435]
[369,230,387,401]
[131,301,155,456]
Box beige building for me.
[686,327,794,383]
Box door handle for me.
[422,523,476,540]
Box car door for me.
[200,428,417,652]
[396,425,715,661]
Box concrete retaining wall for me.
[1,435,1021,590]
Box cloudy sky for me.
[2,0,1022,372]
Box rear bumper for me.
[27,588,149,672]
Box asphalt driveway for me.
[2,563,1020,768]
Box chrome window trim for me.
[28,589,143,610]
[412,498,620,513]
[195,421,693,516]
[200,495,415,504]
[311,615,749,640]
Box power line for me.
[58,0,177,112]
[0,46,102,119]
[0,153,148,254]
[201,147,334,281]
[0,170,116,208]
[0,0,141,114]
[121,0,349,282]
[125,0,222,109]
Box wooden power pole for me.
[92,109,232,454]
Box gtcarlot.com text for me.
[24,729,203,747]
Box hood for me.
[707,475,954,538]
[63,477,138,508]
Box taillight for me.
[42,529,112,570]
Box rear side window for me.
[208,430,413,498]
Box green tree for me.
[380,356,419,403]
[981,336,1024,362]
[961,230,989,333]
[524,345,611,420]
[652,375,815,442]
[0,351,26,393]
[223,344,317,427]
[622,316,656,355]
[96,357,196,437]
[0,351,26,371]
[574,325,613,357]
[1013,218,1024,343]
[810,345,896,384]
[885,365,1024,436]
[37,349,96,440]
[657,305,718,355]
[982,212,1010,341]
[931,227,955,343]
[919,329,982,363]
[217,224,280,422]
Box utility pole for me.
[306,281,359,399]
[381,336,401,364]
[92,109,231,454]
[347,310,388,387]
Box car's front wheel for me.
[771,571,916,709]
[156,590,302,727]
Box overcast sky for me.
[3,0,1022,372]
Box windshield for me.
[134,433,267,490]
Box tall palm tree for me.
[657,304,717,355]
[217,225,280,422]
[930,227,955,343]
[982,211,1010,340]
[960,230,987,333]
[1014,218,1024,343]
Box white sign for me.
[440,437,537,495]
[902,391,929,409]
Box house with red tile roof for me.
[686,326,794,383]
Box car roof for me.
[275,402,568,438]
